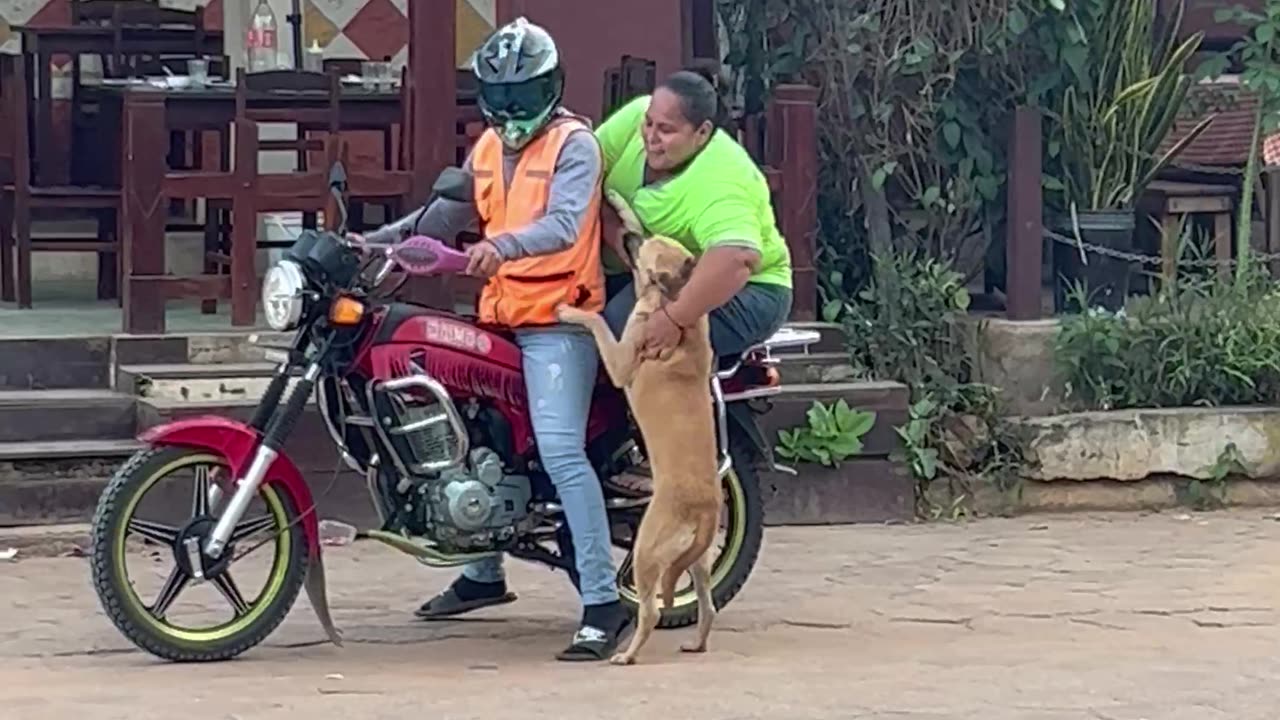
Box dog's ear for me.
[654,257,696,300]
[622,230,644,247]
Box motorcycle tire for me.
[90,447,308,662]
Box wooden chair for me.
[200,69,346,319]
[0,54,120,308]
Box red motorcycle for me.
[89,184,818,661]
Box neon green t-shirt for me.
[594,96,793,288]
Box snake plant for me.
[1059,0,1214,211]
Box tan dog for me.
[557,199,722,665]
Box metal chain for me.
[1042,228,1280,268]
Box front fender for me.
[140,416,320,555]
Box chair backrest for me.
[601,55,656,118]
[235,68,342,131]
[72,0,202,27]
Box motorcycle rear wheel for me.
[90,447,308,662]
[617,439,764,629]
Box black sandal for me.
[414,579,517,620]
[555,602,635,662]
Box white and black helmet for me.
[471,17,565,149]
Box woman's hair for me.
[657,69,724,130]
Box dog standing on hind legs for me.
[557,229,723,665]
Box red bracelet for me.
[661,305,686,330]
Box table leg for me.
[121,91,169,334]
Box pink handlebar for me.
[391,235,471,277]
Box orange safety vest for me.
[471,117,605,328]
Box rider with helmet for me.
[362,17,629,661]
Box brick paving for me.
[3,511,1280,719]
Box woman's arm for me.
[665,246,760,325]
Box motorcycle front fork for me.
[202,362,322,560]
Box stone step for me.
[758,381,910,459]
[775,352,859,384]
[0,438,142,462]
[0,389,137,443]
[117,362,282,401]
[0,453,127,526]
[0,337,112,390]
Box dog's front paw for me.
[680,641,708,654]
[556,304,592,325]
[609,652,636,666]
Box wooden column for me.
[769,84,819,321]
[408,0,456,206]
[1005,106,1043,321]
[121,89,169,335]
[401,0,457,309]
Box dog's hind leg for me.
[680,543,718,654]
[611,548,661,666]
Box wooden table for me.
[106,83,412,334]
[15,25,224,185]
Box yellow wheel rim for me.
[617,469,749,609]
[112,453,294,645]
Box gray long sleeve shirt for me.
[365,121,602,261]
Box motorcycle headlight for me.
[261,260,307,331]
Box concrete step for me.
[0,389,137,443]
[775,352,859,384]
[0,438,142,462]
[758,381,910,458]
[0,454,124,526]
[117,362,282,401]
[0,337,112,390]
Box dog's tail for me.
[662,510,720,609]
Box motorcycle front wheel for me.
[617,437,764,629]
[90,447,308,662]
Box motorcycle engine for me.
[385,387,532,552]
[406,446,533,552]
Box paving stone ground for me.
[4,511,1280,719]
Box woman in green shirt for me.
[597,71,793,360]
[596,71,793,495]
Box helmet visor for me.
[478,74,559,122]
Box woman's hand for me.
[465,240,504,278]
[640,307,684,359]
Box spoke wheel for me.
[90,447,308,662]
[616,439,764,629]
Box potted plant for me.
[1051,0,1213,310]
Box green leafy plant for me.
[1054,265,1280,410]
[836,252,1029,516]
[1056,0,1213,212]
[896,398,940,482]
[776,400,877,468]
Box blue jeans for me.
[604,278,794,358]
[461,329,618,607]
